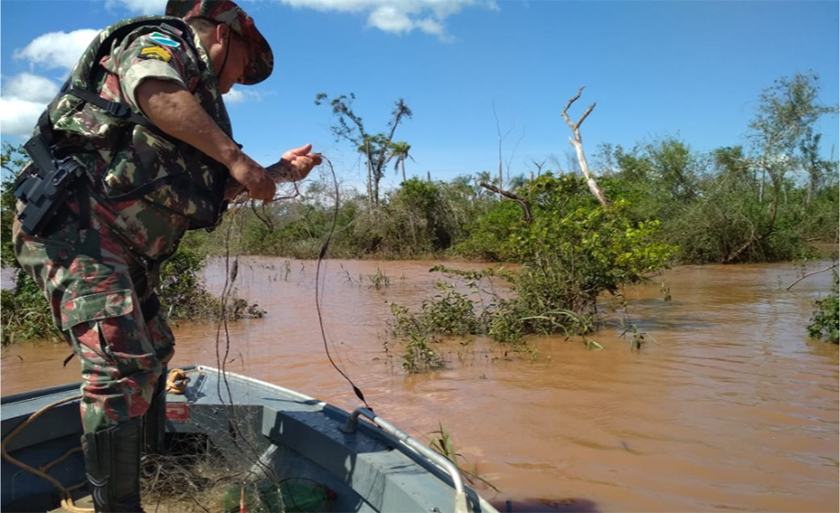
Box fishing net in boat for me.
[138,409,333,513]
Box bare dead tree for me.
[482,103,532,222]
[493,102,515,190]
[529,158,546,180]
[561,87,611,207]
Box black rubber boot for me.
[81,418,145,513]
[142,369,168,455]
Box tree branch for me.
[479,182,531,223]
[786,263,838,291]
[561,87,584,130]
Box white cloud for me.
[0,73,61,136]
[415,17,445,37]
[224,87,263,104]
[368,6,414,34]
[105,0,168,15]
[13,29,101,70]
[3,73,60,103]
[276,0,497,38]
[4,28,94,134]
[0,97,46,136]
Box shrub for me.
[807,270,839,343]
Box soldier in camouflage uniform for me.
[12,1,320,511]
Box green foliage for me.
[385,178,453,253]
[459,173,676,324]
[387,141,412,182]
[749,72,838,158]
[400,331,446,373]
[1,142,29,270]
[158,246,217,320]
[800,182,839,244]
[661,144,820,263]
[1,273,61,346]
[390,281,480,339]
[420,282,481,336]
[366,267,390,289]
[606,129,837,264]
[0,143,59,346]
[391,175,676,347]
[454,200,523,261]
[207,175,497,261]
[486,299,526,344]
[390,277,487,372]
[807,270,839,343]
[159,246,265,321]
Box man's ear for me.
[215,23,230,44]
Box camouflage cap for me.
[165,0,273,85]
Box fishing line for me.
[214,204,281,484]
[208,154,372,487]
[217,156,371,430]
[316,156,372,411]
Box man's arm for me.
[134,78,276,201]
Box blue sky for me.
[1,0,838,192]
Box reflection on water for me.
[2,258,838,512]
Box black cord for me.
[315,157,372,411]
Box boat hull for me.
[1,366,498,513]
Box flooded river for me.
[2,258,838,512]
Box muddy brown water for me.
[2,258,838,512]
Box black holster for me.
[14,133,85,237]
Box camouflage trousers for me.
[13,208,174,434]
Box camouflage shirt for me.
[47,15,231,260]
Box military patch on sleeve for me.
[139,46,172,63]
[148,32,180,48]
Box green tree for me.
[731,72,839,263]
[387,141,413,183]
[314,93,412,205]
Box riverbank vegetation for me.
[1,73,837,348]
[807,270,839,344]
[188,73,837,265]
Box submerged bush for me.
[390,175,676,350]
[449,174,676,340]
[158,246,265,322]
[807,270,839,343]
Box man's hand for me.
[281,143,322,181]
[228,153,276,201]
